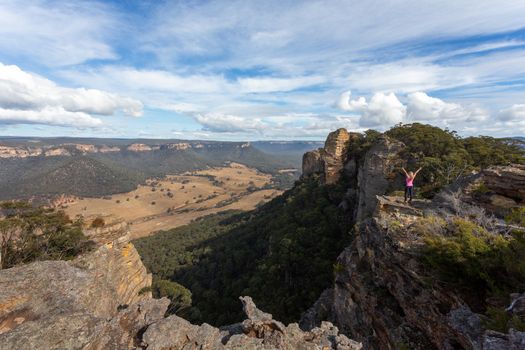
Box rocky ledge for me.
[0,222,359,350]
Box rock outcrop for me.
[481,164,525,202]
[302,149,324,179]
[441,163,525,217]
[143,296,362,350]
[323,129,355,184]
[301,193,525,349]
[302,128,360,185]
[127,143,153,152]
[0,220,154,349]
[302,162,525,350]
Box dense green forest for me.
[134,177,352,325]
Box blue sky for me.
[0,0,524,140]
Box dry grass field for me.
[65,163,282,238]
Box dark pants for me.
[405,186,413,202]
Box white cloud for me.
[359,93,406,127]
[335,91,493,130]
[238,76,325,93]
[406,92,488,123]
[0,63,142,127]
[194,113,265,133]
[0,107,102,127]
[344,61,475,94]
[335,91,367,111]
[336,91,407,127]
[498,104,525,121]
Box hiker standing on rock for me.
[402,167,422,203]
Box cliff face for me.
[0,216,360,350]
[300,129,525,349]
[0,222,153,349]
[354,136,404,221]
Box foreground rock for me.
[0,224,153,349]
[0,223,359,349]
[143,296,361,350]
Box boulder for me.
[482,164,525,203]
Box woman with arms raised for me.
[402,167,422,203]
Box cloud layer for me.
[1,1,525,138]
[0,63,142,128]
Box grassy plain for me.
[65,163,282,238]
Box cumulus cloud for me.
[335,90,493,130]
[406,92,488,123]
[335,91,367,111]
[0,107,102,127]
[359,93,406,127]
[0,63,143,127]
[336,91,406,127]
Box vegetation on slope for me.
[134,177,352,326]
[384,124,524,196]
[0,144,297,199]
[0,201,93,269]
[413,209,525,332]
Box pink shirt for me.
[406,176,414,187]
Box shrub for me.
[1,203,92,268]
[473,182,490,195]
[484,306,525,333]
[153,279,192,315]
[138,286,152,296]
[421,217,525,311]
[91,217,105,228]
[505,207,525,227]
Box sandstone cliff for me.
[0,221,152,347]
[302,128,360,184]
[0,216,359,349]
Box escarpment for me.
[300,129,525,349]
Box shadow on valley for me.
[134,177,353,326]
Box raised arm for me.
[413,167,422,178]
[401,167,409,176]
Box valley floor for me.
[64,163,282,238]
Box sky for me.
[0,0,525,141]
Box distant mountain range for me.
[0,137,321,200]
